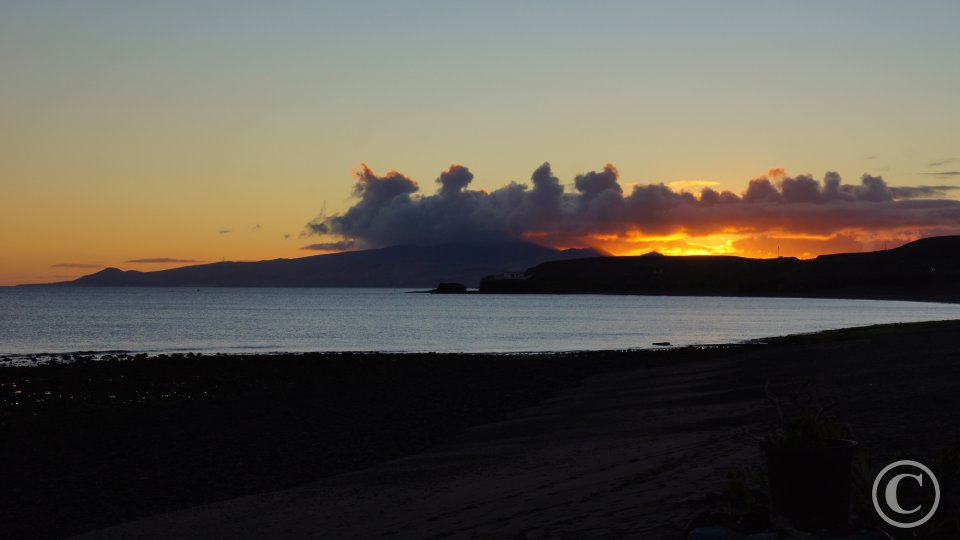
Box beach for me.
[3,320,960,539]
[7,2,960,538]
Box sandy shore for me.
[76,353,756,539]
[4,320,960,539]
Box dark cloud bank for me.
[302,241,356,251]
[306,163,960,249]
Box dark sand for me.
[3,320,960,539]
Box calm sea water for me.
[1,287,959,356]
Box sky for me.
[2,1,960,285]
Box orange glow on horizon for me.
[521,227,934,260]
[0,228,940,286]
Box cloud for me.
[125,258,204,264]
[219,229,232,234]
[766,167,787,180]
[51,263,103,269]
[252,224,262,231]
[306,163,960,252]
[301,241,356,251]
[307,164,419,238]
[921,171,960,177]
[927,158,959,168]
[889,185,960,198]
[437,164,474,197]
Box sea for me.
[1,287,959,357]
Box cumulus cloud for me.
[125,258,204,264]
[305,163,960,250]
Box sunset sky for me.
[3,1,960,285]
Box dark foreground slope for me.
[480,235,960,301]
[5,321,960,539]
[45,242,602,288]
[0,351,642,539]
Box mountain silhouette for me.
[51,242,605,288]
[480,236,960,302]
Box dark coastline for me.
[478,236,960,302]
[3,320,960,538]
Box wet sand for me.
[4,320,960,539]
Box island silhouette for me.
[478,235,960,302]
[36,242,602,288]
[41,236,960,304]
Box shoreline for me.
[4,313,959,368]
[0,344,717,367]
[4,320,960,538]
[5,290,960,367]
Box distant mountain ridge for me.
[40,242,606,288]
[479,236,960,302]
